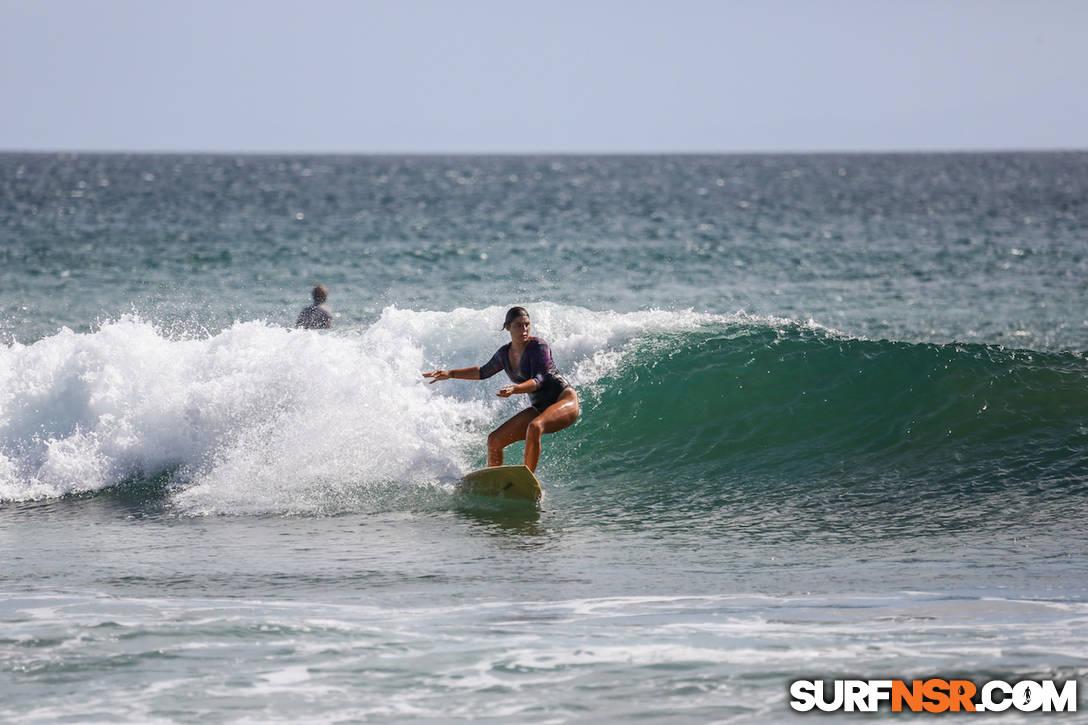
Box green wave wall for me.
[567,323,1088,497]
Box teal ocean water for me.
[1,153,1087,721]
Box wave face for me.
[575,324,1088,483]
[559,321,1088,536]
[2,306,1085,521]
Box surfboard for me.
[458,465,542,502]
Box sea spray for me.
[0,316,483,509]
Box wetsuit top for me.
[296,304,333,329]
[479,337,570,411]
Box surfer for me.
[423,306,580,472]
[296,285,334,329]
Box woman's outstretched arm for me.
[422,367,481,383]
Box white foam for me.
[0,307,762,510]
[498,643,837,671]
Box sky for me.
[1,0,1086,154]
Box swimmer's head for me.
[312,285,328,304]
[502,306,530,330]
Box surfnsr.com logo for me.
[789,679,1078,713]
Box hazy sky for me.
[2,0,1086,153]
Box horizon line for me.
[2,146,1087,157]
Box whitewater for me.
[9,304,1080,512]
[0,305,731,507]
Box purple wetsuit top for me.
[479,337,571,411]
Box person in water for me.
[296,285,334,329]
[423,306,580,472]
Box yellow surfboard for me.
[458,465,543,502]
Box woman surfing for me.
[423,307,580,472]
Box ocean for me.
[1,152,1086,722]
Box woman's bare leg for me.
[487,408,539,467]
[523,389,580,472]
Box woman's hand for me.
[423,370,451,384]
[496,385,518,398]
